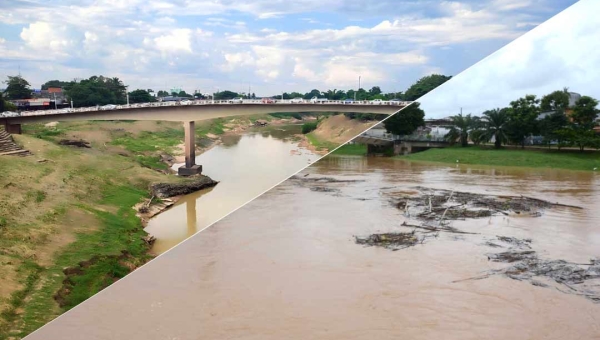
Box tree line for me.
[2,74,451,109]
[445,89,600,151]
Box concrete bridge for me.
[353,128,449,155]
[1,99,408,175]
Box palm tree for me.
[481,108,509,149]
[445,113,478,147]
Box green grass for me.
[111,129,184,154]
[15,185,153,337]
[306,132,338,151]
[332,143,367,156]
[195,118,226,136]
[301,121,318,134]
[400,146,600,171]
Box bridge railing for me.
[14,99,411,117]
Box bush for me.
[302,121,318,134]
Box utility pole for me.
[53,93,57,109]
[126,93,130,106]
[357,75,361,101]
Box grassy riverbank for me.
[0,121,207,339]
[399,146,600,171]
[332,143,368,155]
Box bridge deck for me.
[2,100,409,125]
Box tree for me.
[157,90,169,97]
[41,80,70,90]
[403,74,451,101]
[538,111,568,147]
[445,113,479,147]
[506,95,540,148]
[369,86,382,96]
[128,89,155,103]
[571,96,599,130]
[540,90,570,112]
[4,75,32,99]
[481,108,510,149]
[214,90,238,100]
[65,75,128,107]
[383,102,425,136]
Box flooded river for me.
[29,156,600,340]
[145,124,319,254]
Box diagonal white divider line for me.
[23,1,585,334]
[22,103,415,339]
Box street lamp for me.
[355,75,361,101]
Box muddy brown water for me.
[145,125,319,254]
[28,156,600,339]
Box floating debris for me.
[355,231,420,251]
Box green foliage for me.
[214,90,239,100]
[343,113,382,121]
[302,121,318,134]
[571,96,600,130]
[65,76,127,107]
[111,129,183,153]
[403,74,451,101]
[383,102,425,135]
[541,89,570,112]
[41,80,70,90]
[128,89,156,104]
[402,146,600,172]
[332,143,367,155]
[539,111,569,146]
[481,108,510,148]
[444,113,480,147]
[506,94,541,147]
[4,75,32,100]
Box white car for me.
[229,97,243,104]
[370,99,384,105]
[290,97,304,103]
[180,100,193,105]
[310,96,328,103]
[100,104,117,110]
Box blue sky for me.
[418,0,600,118]
[0,0,578,96]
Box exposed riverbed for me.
[28,155,600,340]
[145,124,320,254]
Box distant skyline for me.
[419,0,599,119]
[0,0,576,96]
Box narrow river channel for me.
[145,124,320,254]
[30,155,600,340]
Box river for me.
[28,155,600,340]
[145,124,320,254]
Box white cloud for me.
[419,0,600,118]
[20,22,74,55]
[152,29,193,53]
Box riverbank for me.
[0,126,217,339]
[397,146,600,172]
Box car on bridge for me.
[310,96,328,103]
[228,97,243,104]
[261,98,275,104]
[370,99,384,105]
[343,99,354,104]
[180,100,193,105]
[290,97,304,103]
[100,104,117,110]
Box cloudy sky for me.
[420,0,599,118]
[0,0,577,96]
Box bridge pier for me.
[178,121,202,176]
